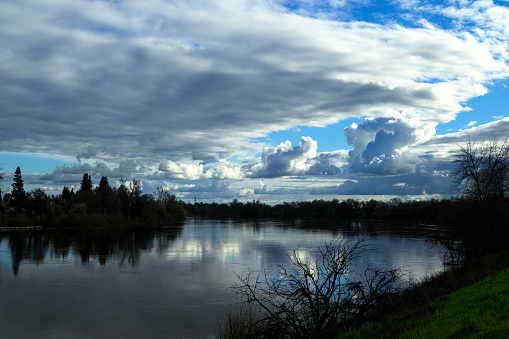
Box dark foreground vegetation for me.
[0,170,187,227]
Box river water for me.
[0,218,444,338]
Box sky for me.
[1,0,509,204]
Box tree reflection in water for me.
[0,225,184,276]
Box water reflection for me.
[0,218,444,338]
[0,225,184,276]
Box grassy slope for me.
[341,253,509,339]
[403,267,509,338]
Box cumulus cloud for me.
[249,137,317,177]
[246,136,341,177]
[157,160,245,180]
[158,161,204,180]
[344,117,436,175]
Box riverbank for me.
[340,249,509,338]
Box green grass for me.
[341,266,509,339]
[403,267,509,338]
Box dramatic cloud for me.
[1,0,509,201]
[345,117,436,175]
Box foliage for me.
[221,238,404,339]
[10,166,26,208]
[0,166,3,194]
[185,198,450,224]
[0,173,187,227]
[79,173,93,192]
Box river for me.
[0,218,444,338]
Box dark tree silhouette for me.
[451,138,509,252]
[11,166,26,208]
[223,238,404,339]
[453,138,509,205]
[0,166,3,196]
[98,176,110,190]
[79,173,93,192]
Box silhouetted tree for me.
[98,176,110,190]
[79,173,93,192]
[452,138,509,252]
[0,166,3,196]
[453,138,509,205]
[27,188,49,220]
[61,186,72,201]
[223,239,404,338]
[11,166,26,208]
[96,176,113,214]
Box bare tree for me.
[453,139,509,235]
[222,238,404,339]
[453,138,509,204]
[452,138,509,250]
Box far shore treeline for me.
[0,169,187,228]
[1,139,508,258]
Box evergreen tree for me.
[79,173,93,192]
[98,176,111,190]
[62,186,73,201]
[0,167,3,196]
[11,166,26,207]
[96,176,113,214]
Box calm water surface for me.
[0,218,444,338]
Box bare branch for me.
[222,238,404,338]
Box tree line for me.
[0,168,187,227]
[1,138,508,255]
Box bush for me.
[218,238,404,339]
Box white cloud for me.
[158,161,204,180]
[344,117,436,175]
[249,137,317,177]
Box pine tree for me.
[11,166,26,207]
[98,176,111,191]
[79,173,93,192]
[0,167,3,196]
[62,186,73,201]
